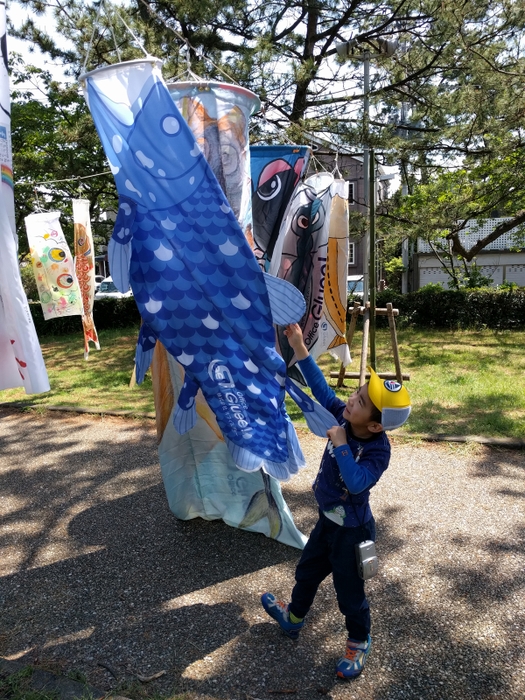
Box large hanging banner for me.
[163,82,304,543]
[250,145,310,269]
[0,0,14,239]
[270,172,334,380]
[0,189,50,394]
[73,199,100,359]
[0,1,49,395]
[153,342,307,549]
[80,58,308,481]
[310,179,351,366]
[168,81,259,243]
[25,211,83,320]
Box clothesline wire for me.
[31,170,112,188]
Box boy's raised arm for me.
[283,324,338,411]
[283,322,309,361]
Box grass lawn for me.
[1,326,524,439]
[0,328,154,415]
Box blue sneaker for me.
[261,592,304,640]
[336,635,372,679]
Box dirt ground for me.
[0,406,524,700]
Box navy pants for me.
[289,511,376,642]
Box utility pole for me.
[369,147,376,369]
[400,100,410,294]
[336,37,398,301]
[362,52,370,301]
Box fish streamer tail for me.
[81,313,100,359]
[239,484,283,538]
[323,237,348,339]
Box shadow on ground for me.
[0,408,524,700]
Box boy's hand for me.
[283,323,308,360]
[327,425,348,448]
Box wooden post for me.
[336,302,361,387]
[387,302,403,383]
[359,305,370,386]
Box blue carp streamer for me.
[81,59,311,479]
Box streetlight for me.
[336,37,398,302]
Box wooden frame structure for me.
[330,301,410,387]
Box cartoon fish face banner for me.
[0,0,49,395]
[153,342,306,549]
[250,145,310,269]
[25,211,83,320]
[310,179,351,367]
[168,81,259,242]
[270,172,334,378]
[80,58,307,480]
[73,199,100,358]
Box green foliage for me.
[10,59,117,258]
[9,0,525,273]
[453,262,494,290]
[19,262,38,300]
[382,255,404,291]
[498,280,519,291]
[373,288,525,330]
[28,298,141,337]
[417,282,444,294]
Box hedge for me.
[29,287,525,337]
[349,288,525,330]
[29,297,141,337]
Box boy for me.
[261,322,411,679]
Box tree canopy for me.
[9,0,525,268]
[9,57,117,257]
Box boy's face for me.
[343,383,381,436]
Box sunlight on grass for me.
[1,327,524,438]
[0,327,155,414]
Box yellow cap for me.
[367,367,411,430]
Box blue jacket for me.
[298,355,391,528]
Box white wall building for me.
[415,218,525,289]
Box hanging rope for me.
[136,0,240,85]
[108,5,122,63]
[114,9,151,58]
[81,0,105,75]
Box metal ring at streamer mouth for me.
[167,80,261,116]
[79,56,164,86]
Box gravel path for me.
[0,406,523,700]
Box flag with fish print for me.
[153,343,307,548]
[0,0,49,395]
[73,199,100,359]
[80,57,330,481]
[250,145,311,270]
[310,179,351,367]
[25,211,83,320]
[168,81,259,244]
[270,172,334,383]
